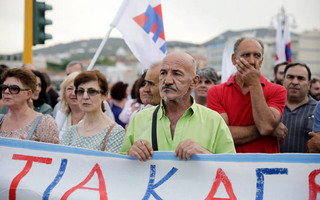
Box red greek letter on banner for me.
[61,163,107,200]
[9,154,52,200]
[309,169,320,200]
[205,168,237,200]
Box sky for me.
[0,0,320,54]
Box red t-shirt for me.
[207,75,287,153]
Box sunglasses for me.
[75,88,104,97]
[0,84,30,94]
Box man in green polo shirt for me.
[121,52,235,161]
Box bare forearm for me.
[249,84,279,136]
[307,132,320,153]
[229,125,261,146]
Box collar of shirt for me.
[159,96,196,120]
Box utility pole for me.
[23,0,52,64]
[23,0,33,64]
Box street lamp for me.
[270,6,297,30]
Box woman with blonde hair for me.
[0,68,58,143]
[55,72,84,139]
[60,70,125,153]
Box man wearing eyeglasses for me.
[121,52,235,161]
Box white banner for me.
[0,137,319,200]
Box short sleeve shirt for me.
[60,123,125,153]
[207,75,287,153]
[280,97,317,153]
[0,114,59,144]
[313,101,320,132]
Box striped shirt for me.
[280,97,317,153]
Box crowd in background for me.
[0,36,319,160]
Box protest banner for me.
[0,137,319,200]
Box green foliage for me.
[46,59,71,72]
[95,57,116,66]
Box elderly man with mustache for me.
[280,63,317,153]
[121,52,235,161]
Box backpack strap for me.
[152,105,160,151]
[101,123,116,151]
[26,115,42,140]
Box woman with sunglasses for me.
[0,70,53,116]
[60,70,125,153]
[0,68,59,143]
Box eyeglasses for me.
[0,84,30,94]
[75,88,104,97]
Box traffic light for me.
[33,0,52,45]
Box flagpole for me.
[87,24,114,71]
[87,0,129,71]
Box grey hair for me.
[66,61,86,72]
[196,67,219,85]
[233,37,264,55]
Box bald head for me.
[141,62,161,105]
[66,61,85,75]
[159,52,199,103]
[233,37,264,56]
[147,62,161,82]
[162,52,196,76]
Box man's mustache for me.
[289,86,300,90]
[161,84,178,92]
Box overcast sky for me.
[0,0,319,54]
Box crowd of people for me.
[0,36,319,162]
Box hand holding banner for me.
[0,138,320,199]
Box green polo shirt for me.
[121,97,235,154]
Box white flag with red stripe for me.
[221,43,236,83]
[283,17,292,63]
[275,14,292,65]
[112,0,167,70]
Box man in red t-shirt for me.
[207,37,288,153]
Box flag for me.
[221,43,236,83]
[275,14,292,65]
[283,17,292,63]
[112,0,167,70]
